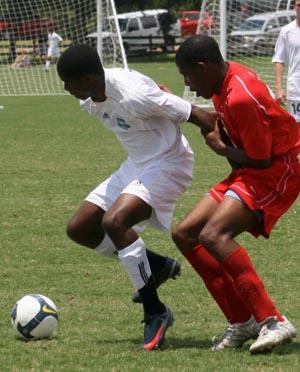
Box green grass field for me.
[0,56,299,371]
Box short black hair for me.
[176,35,224,68]
[57,44,104,79]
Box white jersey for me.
[272,20,300,100]
[81,68,192,166]
[48,32,62,49]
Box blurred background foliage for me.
[115,0,203,12]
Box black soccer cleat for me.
[132,257,181,303]
[142,306,174,351]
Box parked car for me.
[87,9,182,55]
[0,16,9,33]
[178,10,214,38]
[0,16,56,39]
[228,10,296,56]
[17,18,57,39]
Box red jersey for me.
[212,62,300,160]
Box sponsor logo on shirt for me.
[117,117,130,129]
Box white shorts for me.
[288,100,300,123]
[47,47,60,58]
[86,155,194,231]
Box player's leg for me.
[66,200,120,260]
[45,47,52,71]
[199,195,295,352]
[45,56,51,70]
[66,199,175,268]
[102,193,173,350]
[126,153,192,304]
[172,194,253,328]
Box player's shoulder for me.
[280,19,297,35]
[105,67,145,83]
[228,62,260,89]
[106,68,158,96]
[227,62,267,105]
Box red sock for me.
[182,245,251,323]
[222,247,284,323]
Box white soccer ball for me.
[11,294,58,340]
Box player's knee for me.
[172,222,189,249]
[102,211,123,237]
[66,216,80,243]
[198,227,230,251]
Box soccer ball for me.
[11,294,58,340]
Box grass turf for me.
[0,56,299,371]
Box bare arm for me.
[274,62,287,105]
[187,105,217,134]
[206,121,272,169]
[188,105,242,169]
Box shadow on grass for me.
[96,336,213,350]
[95,337,300,354]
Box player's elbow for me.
[250,157,272,169]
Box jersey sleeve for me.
[229,94,273,160]
[124,75,192,123]
[79,98,92,114]
[272,29,286,63]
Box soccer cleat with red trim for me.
[132,257,181,303]
[142,306,174,351]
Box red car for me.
[179,10,214,38]
[17,18,57,38]
[0,17,9,33]
[0,17,57,38]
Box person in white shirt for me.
[57,44,217,351]
[45,27,63,71]
[272,0,300,123]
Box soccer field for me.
[0,57,299,371]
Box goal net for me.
[183,0,295,107]
[0,0,127,96]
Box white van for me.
[87,9,181,55]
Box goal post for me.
[0,0,127,96]
[183,0,295,106]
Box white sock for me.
[45,60,51,69]
[95,234,118,260]
[118,238,151,290]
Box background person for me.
[272,0,300,123]
[45,27,63,71]
[10,48,30,68]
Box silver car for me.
[228,10,296,56]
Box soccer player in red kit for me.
[173,34,300,354]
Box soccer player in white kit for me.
[272,0,300,123]
[57,44,217,350]
[45,27,63,71]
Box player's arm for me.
[274,63,286,105]
[187,105,217,134]
[206,120,272,169]
[188,105,241,168]
[272,29,287,105]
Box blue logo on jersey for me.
[117,118,130,129]
[103,112,110,120]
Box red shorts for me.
[209,152,300,238]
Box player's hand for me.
[158,83,173,94]
[276,88,287,106]
[205,119,226,155]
